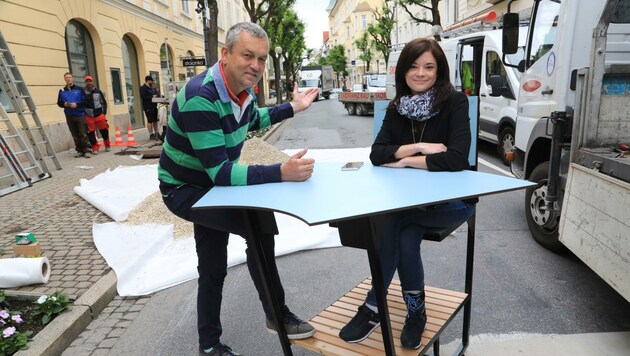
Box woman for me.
[339,38,476,349]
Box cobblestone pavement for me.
[0,131,159,352]
[62,295,150,356]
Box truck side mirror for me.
[503,13,520,54]
[488,75,503,97]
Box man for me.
[57,72,91,158]
[139,75,159,140]
[83,76,111,153]
[158,22,318,356]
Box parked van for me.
[386,27,526,164]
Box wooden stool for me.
[292,278,467,355]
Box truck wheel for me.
[498,126,515,166]
[525,162,565,252]
[347,103,356,115]
[356,104,366,116]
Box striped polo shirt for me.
[158,62,294,188]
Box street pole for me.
[196,0,210,68]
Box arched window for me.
[122,35,142,128]
[160,42,175,93]
[65,20,96,86]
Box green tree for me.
[367,2,395,67]
[276,9,307,100]
[326,45,348,88]
[398,0,443,41]
[355,31,373,73]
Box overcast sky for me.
[293,0,329,49]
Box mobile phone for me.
[341,161,364,171]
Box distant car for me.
[351,84,363,92]
[331,88,343,94]
[269,88,276,98]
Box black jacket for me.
[140,84,157,111]
[370,90,471,172]
[83,87,107,117]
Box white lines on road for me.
[478,157,514,177]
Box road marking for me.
[478,157,514,177]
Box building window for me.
[181,0,189,13]
[110,68,123,104]
[362,15,367,29]
[65,20,96,87]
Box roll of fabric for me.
[0,257,51,288]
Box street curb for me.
[16,271,118,356]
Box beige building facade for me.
[0,0,251,152]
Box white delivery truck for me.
[387,26,527,164]
[298,65,334,101]
[503,0,629,300]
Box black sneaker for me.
[149,133,156,140]
[199,343,241,356]
[339,303,380,343]
[266,309,315,339]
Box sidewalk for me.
[0,129,160,355]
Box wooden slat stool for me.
[292,278,467,355]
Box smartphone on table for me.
[341,161,364,171]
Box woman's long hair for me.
[388,38,454,112]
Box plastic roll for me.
[0,257,51,288]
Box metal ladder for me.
[0,30,60,196]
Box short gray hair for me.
[225,22,268,51]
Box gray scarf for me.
[396,87,439,122]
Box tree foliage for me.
[326,45,348,88]
[367,2,395,66]
[277,9,307,100]
[355,31,373,73]
[398,0,443,41]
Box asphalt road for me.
[105,98,630,356]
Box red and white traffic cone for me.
[112,125,125,146]
[126,124,138,146]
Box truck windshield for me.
[613,0,630,22]
[299,80,319,87]
[528,0,561,66]
[366,75,386,87]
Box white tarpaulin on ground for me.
[79,148,370,296]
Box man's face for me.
[85,79,94,90]
[64,74,74,86]
[221,31,269,94]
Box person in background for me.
[57,72,91,158]
[140,75,159,140]
[158,22,319,356]
[339,38,476,350]
[82,76,110,153]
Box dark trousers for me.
[65,115,91,153]
[160,184,286,349]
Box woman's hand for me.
[417,142,447,155]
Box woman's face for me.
[405,50,438,94]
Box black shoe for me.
[339,303,380,343]
[149,133,156,140]
[266,307,315,339]
[400,291,427,349]
[199,343,241,356]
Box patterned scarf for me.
[396,87,439,122]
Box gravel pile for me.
[125,138,289,239]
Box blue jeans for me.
[160,184,286,349]
[365,201,475,307]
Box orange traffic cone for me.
[112,125,125,146]
[126,124,138,146]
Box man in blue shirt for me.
[57,72,91,157]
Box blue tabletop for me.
[193,162,534,226]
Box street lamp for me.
[274,46,283,105]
